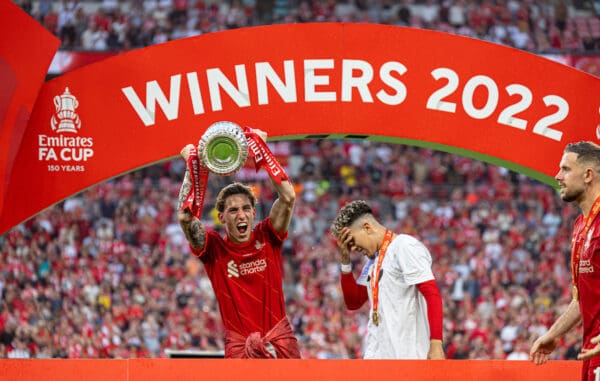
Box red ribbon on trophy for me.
[243,127,289,185]
[181,146,209,219]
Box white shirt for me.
[358,234,434,359]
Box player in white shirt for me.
[331,200,445,359]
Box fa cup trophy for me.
[198,121,249,175]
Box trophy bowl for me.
[198,121,248,175]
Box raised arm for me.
[251,129,296,234]
[177,144,207,252]
[268,178,295,234]
[337,227,368,310]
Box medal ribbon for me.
[571,195,600,296]
[180,147,209,219]
[243,127,289,185]
[371,230,394,320]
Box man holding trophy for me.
[177,121,300,358]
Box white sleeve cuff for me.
[340,263,352,273]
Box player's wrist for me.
[340,263,352,273]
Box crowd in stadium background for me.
[14,0,600,53]
[2,0,599,360]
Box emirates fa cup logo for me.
[51,87,81,133]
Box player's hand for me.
[428,340,445,359]
[529,335,559,365]
[250,128,268,143]
[336,227,355,265]
[180,144,195,160]
[578,333,600,360]
[177,207,193,222]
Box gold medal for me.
[372,311,380,326]
[573,285,579,301]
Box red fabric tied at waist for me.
[225,318,300,359]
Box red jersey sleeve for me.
[417,279,443,340]
[258,217,288,244]
[341,272,368,310]
[189,229,218,260]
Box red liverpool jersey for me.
[572,214,600,348]
[192,218,287,336]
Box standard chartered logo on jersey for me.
[227,258,267,278]
[38,87,94,173]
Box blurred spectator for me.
[81,21,108,50]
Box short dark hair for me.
[565,141,600,171]
[215,182,256,213]
[330,200,373,238]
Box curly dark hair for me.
[330,200,373,238]
[215,182,256,212]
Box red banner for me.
[0,0,59,232]
[0,23,599,234]
[0,359,581,381]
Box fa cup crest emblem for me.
[51,87,81,133]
